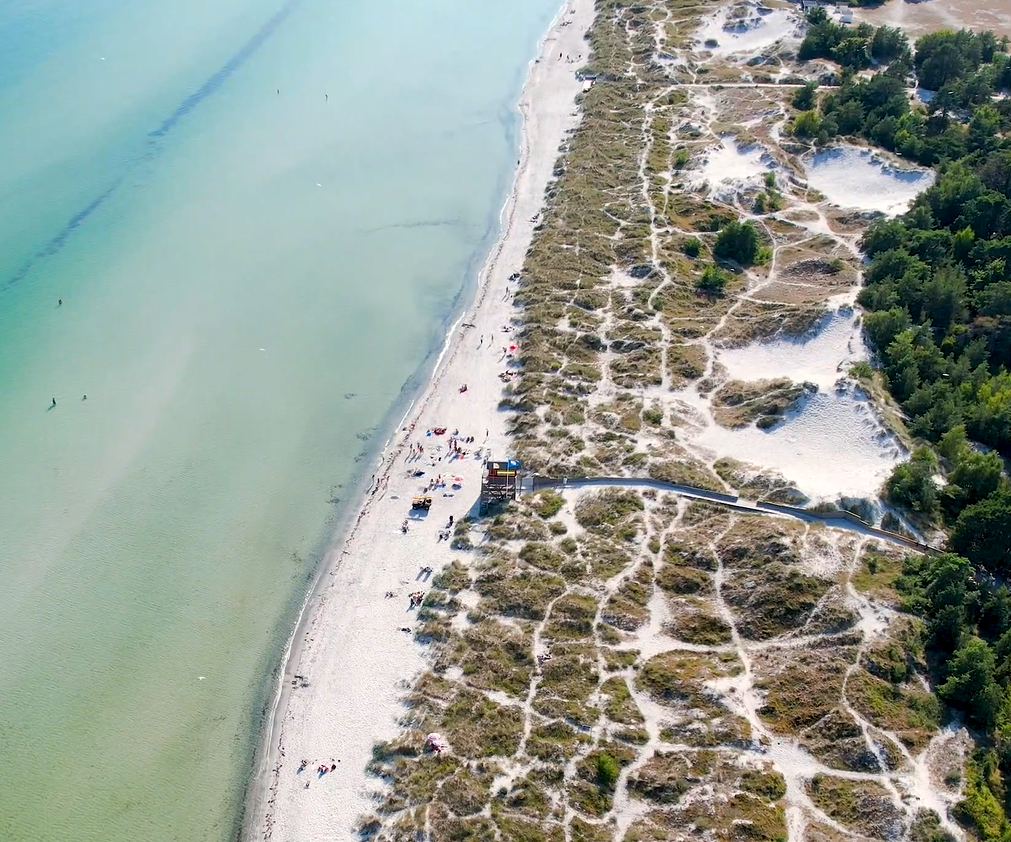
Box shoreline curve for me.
[240,1,597,838]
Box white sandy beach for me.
[246,1,596,838]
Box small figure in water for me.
[58,299,62,307]
[276,88,280,95]
[325,94,328,102]
[51,398,56,408]
[82,395,87,401]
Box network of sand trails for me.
[246,2,964,840]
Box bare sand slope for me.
[856,0,1011,40]
[246,1,596,839]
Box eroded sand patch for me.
[804,147,935,217]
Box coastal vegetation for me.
[790,6,1011,557]
[355,0,989,838]
[895,551,1011,840]
[795,14,1011,167]
[791,8,1011,838]
[364,483,953,841]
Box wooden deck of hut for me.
[479,460,520,514]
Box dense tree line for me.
[794,15,1011,167]
[898,552,1011,839]
[791,21,1011,542]
[799,8,909,71]
[792,15,1011,837]
[861,147,1011,530]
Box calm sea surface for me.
[0,0,558,838]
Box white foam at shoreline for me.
[805,146,935,216]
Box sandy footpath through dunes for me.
[244,1,596,838]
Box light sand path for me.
[245,1,596,839]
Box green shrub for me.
[791,110,821,138]
[885,448,939,516]
[531,490,564,519]
[791,81,818,111]
[596,752,620,791]
[714,221,760,266]
[696,264,728,297]
[849,361,874,380]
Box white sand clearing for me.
[697,383,903,502]
[694,136,773,199]
[718,305,867,392]
[680,307,904,502]
[244,1,597,840]
[694,4,799,57]
[805,146,935,216]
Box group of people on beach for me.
[283,193,534,805]
[446,436,473,458]
[383,583,430,605]
[297,757,339,787]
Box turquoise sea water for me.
[0,0,559,839]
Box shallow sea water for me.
[0,0,558,839]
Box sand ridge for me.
[245,1,597,838]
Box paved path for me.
[530,475,936,554]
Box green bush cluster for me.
[850,29,1011,529]
[797,15,1011,162]
[863,154,1011,516]
[799,9,908,71]
[898,551,1011,839]
[714,220,761,266]
[696,264,728,297]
